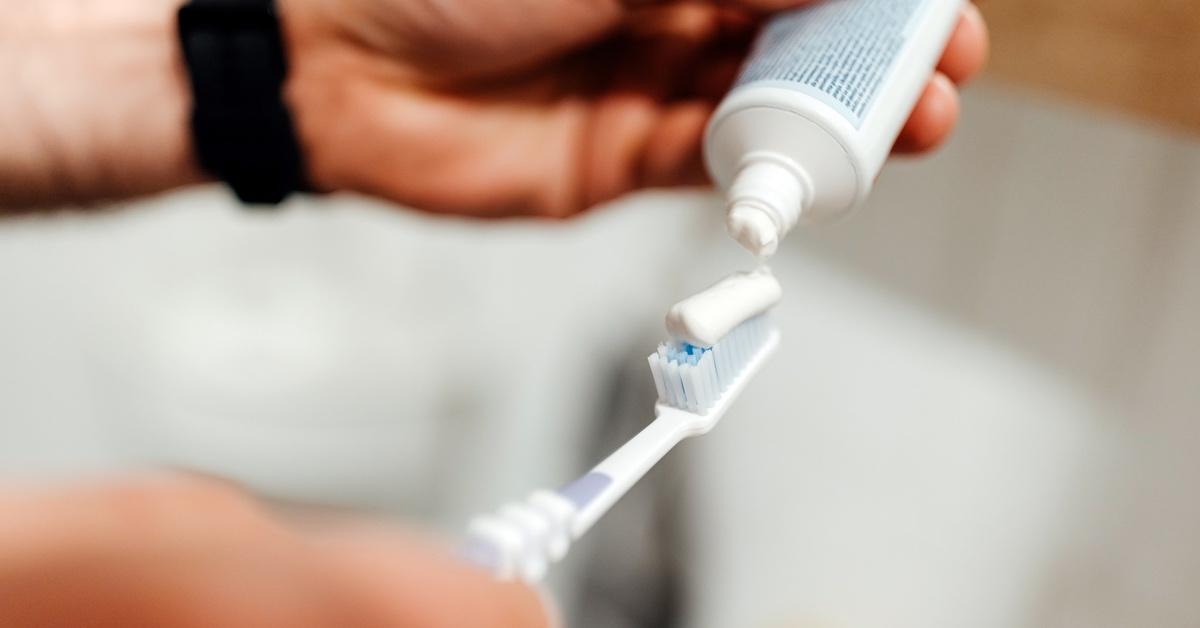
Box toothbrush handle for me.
[563,409,692,539]
[462,408,697,582]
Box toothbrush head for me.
[647,313,780,428]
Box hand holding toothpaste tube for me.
[285,0,988,217]
[1,0,986,216]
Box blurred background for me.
[2,2,1200,627]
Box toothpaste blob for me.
[666,269,783,348]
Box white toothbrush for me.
[463,313,780,583]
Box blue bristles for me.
[647,314,771,413]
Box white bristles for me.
[646,314,772,413]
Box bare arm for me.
[0,0,204,209]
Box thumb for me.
[313,522,554,628]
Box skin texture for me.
[0,0,987,213]
[0,475,551,628]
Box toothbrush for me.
[463,313,780,583]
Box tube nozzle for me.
[727,203,779,258]
[725,158,804,258]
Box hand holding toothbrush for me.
[0,474,553,628]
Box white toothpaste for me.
[666,269,783,348]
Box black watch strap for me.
[178,0,307,205]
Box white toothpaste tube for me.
[705,0,964,257]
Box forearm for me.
[0,0,206,210]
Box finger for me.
[578,94,664,206]
[315,524,552,628]
[639,100,713,187]
[892,72,959,154]
[683,45,749,100]
[937,3,989,85]
[575,93,719,209]
[414,0,808,84]
[712,3,761,38]
[619,2,724,99]
[0,474,270,559]
[614,2,759,101]
[0,476,325,628]
[709,0,814,13]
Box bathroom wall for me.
[980,0,1200,131]
[1,81,1199,628]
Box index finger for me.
[708,0,813,12]
[314,524,553,628]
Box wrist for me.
[274,0,363,196]
[0,0,206,208]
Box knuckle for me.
[97,475,256,523]
[168,475,252,512]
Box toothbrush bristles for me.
[647,314,771,413]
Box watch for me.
[177,0,307,205]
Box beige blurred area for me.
[980,0,1200,131]
[2,5,1200,628]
